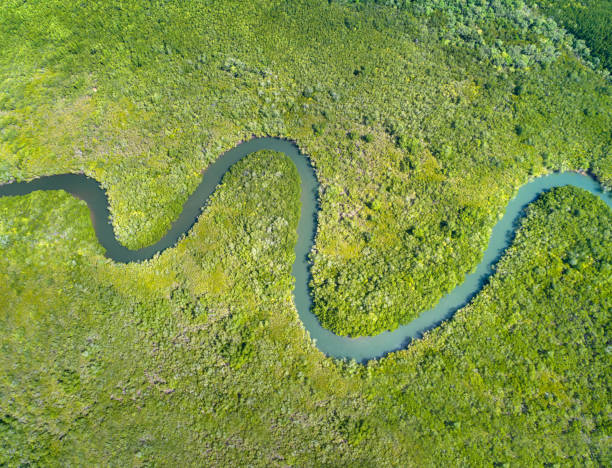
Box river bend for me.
[1,137,610,361]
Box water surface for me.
[1,137,610,361]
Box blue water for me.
[1,137,610,361]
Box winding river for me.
[1,137,611,362]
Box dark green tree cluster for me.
[333,0,607,71]
[534,0,612,70]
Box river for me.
[1,137,610,361]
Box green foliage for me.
[0,0,610,335]
[333,0,603,70]
[534,0,612,70]
[0,2,611,462]
[1,175,609,465]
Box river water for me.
[1,137,610,361]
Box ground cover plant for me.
[0,0,610,465]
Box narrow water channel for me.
[1,137,610,361]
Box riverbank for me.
[2,137,610,361]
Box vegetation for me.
[534,0,612,70]
[0,1,611,464]
[1,165,610,465]
[335,0,610,71]
[1,0,609,336]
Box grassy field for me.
[0,0,610,464]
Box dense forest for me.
[0,0,610,465]
[1,161,610,465]
[1,0,609,336]
[534,0,612,69]
[334,0,610,70]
